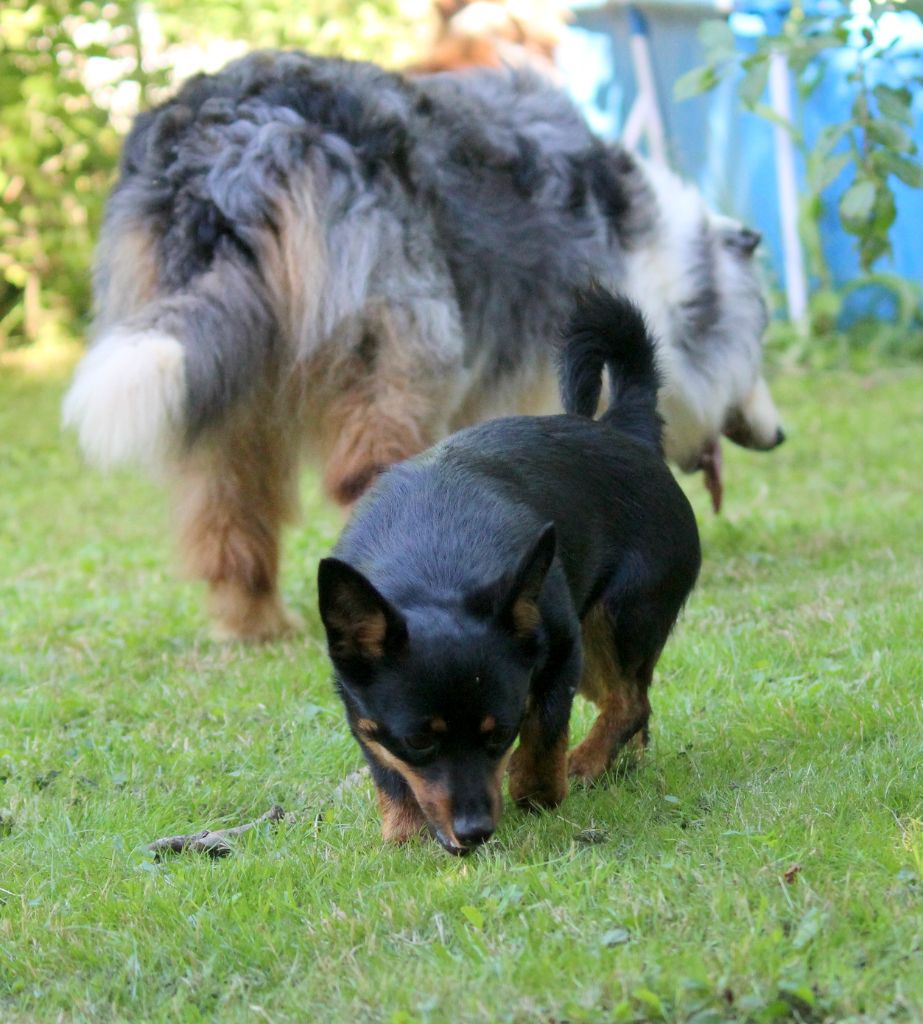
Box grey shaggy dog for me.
[64,51,784,640]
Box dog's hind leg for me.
[173,397,301,642]
[321,373,429,505]
[319,302,463,505]
[568,603,655,782]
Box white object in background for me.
[621,7,668,166]
[768,48,809,329]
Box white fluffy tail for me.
[62,329,186,470]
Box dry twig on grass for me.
[144,769,372,859]
[147,805,286,859]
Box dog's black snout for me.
[773,426,786,448]
[453,813,495,849]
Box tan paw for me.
[210,589,303,643]
[508,747,568,808]
[380,796,426,844]
[567,742,610,782]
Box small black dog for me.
[318,289,701,854]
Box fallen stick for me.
[144,768,372,859]
[147,804,285,859]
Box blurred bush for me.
[1,1,139,345]
[0,0,424,349]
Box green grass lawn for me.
[1,355,921,1023]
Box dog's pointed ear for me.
[466,524,556,638]
[318,558,407,663]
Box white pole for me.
[627,10,667,165]
[768,48,808,329]
[622,88,647,151]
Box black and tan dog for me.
[318,290,701,853]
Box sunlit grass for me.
[1,361,921,1022]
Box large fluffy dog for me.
[64,51,783,640]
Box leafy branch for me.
[674,2,923,276]
[0,0,422,349]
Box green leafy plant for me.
[0,1,423,350]
[676,2,922,272]
[675,0,923,350]
[0,0,153,347]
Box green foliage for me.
[765,273,923,370]
[675,1,923,336]
[152,0,422,60]
[0,0,421,349]
[0,1,150,346]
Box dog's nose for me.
[739,227,762,254]
[452,813,495,849]
[773,426,786,448]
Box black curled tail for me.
[559,287,663,452]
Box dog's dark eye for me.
[485,731,514,756]
[404,733,437,757]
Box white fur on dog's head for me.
[622,160,783,474]
[723,375,785,451]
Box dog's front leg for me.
[508,636,580,809]
[365,755,427,844]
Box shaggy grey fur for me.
[77,49,781,483]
